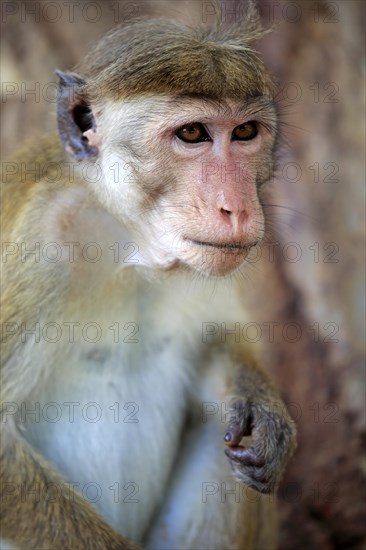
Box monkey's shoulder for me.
[2,133,66,184]
[1,133,81,238]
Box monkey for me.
[0,7,297,550]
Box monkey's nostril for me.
[220,208,232,217]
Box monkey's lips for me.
[186,239,258,253]
[180,238,259,276]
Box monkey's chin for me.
[195,253,248,277]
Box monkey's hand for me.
[224,397,297,493]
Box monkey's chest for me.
[22,324,195,542]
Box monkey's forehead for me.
[96,95,276,126]
[79,20,273,102]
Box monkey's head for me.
[57,17,277,277]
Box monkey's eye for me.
[176,123,211,143]
[232,121,258,141]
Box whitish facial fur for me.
[84,95,276,276]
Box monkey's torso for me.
[19,272,256,547]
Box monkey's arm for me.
[0,169,141,549]
[144,345,283,550]
[0,290,141,549]
[0,419,140,550]
[0,306,141,549]
[0,310,140,549]
[223,347,297,493]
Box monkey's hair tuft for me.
[78,4,273,103]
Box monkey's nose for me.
[219,207,248,229]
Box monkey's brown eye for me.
[176,123,211,143]
[232,121,258,141]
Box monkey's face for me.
[89,96,277,277]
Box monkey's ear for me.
[56,70,98,161]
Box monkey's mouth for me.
[186,239,258,252]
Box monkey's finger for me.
[224,429,244,446]
[249,465,274,484]
[224,446,265,466]
[224,415,252,445]
[231,467,273,494]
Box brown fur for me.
[0,6,296,550]
[78,19,273,101]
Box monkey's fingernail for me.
[224,432,232,442]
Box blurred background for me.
[1,1,365,548]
